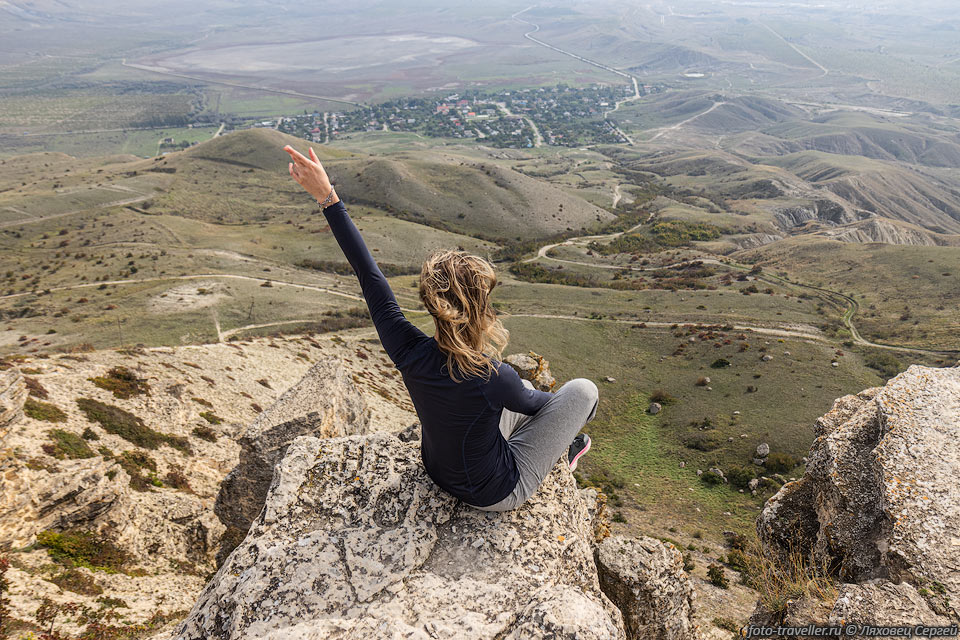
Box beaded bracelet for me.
[316,186,337,209]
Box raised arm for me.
[283,145,425,365]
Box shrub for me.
[24,398,67,423]
[649,389,676,405]
[49,568,103,595]
[710,358,731,369]
[199,411,223,425]
[701,470,725,484]
[685,433,721,451]
[726,549,749,572]
[714,617,741,633]
[76,398,191,454]
[727,532,748,551]
[864,350,903,379]
[35,529,128,573]
[81,427,99,440]
[725,465,757,488]
[164,466,193,493]
[682,552,695,572]
[118,450,160,492]
[765,452,798,473]
[650,220,722,247]
[707,563,729,588]
[44,429,95,459]
[88,366,150,399]
[24,375,49,399]
[192,425,218,442]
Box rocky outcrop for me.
[815,218,952,246]
[596,536,699,640]
[173,432,628,639]
[0,455,123,548]
[0,366,27,441]
[214,357,370,544]
[731,233,784,250]
[504,352,557,391]
[773,199,853,231]
[754,365,960,623]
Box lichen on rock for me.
[753,365,960,624]
[173,431,627,639]
[213,356,371,559]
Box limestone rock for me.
[214,356,370,539]
[595,536,699,640]
[173,432,626,639]
[0,455,124,548]
[649,403,662,415]
[0,366,27,441]
[756,443,769,458]
[504,352,557,392]
[755,366,960,621]
[580,488,611,544]
[831,581,952,625]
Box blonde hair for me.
[419,249,509,381]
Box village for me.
[271,82,664,148]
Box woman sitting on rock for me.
[283,144,597,511]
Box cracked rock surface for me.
[755,365,960,623]
[173,431,627,639]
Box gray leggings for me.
[466,377,599,512]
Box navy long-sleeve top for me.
[321,200,552,506]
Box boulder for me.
[503,352,557,392]
[173,432,628,639]
[595,536,700,640]
[755,365,960,622]
[755,443,769,458]
[214,357,370,545]
[649,403,662,415]
[707,467,726,482]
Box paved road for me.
[495,101,543,147]
[511,7,640,146]
[759,23,829,77]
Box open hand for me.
[283,144,338,204]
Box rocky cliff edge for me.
[754,364,960,625]
[168,355,700,640]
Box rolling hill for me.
[158,129,615,240]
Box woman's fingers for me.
[283,145,310,166]
[309,147,319,163]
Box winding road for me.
[518,215,959,357]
